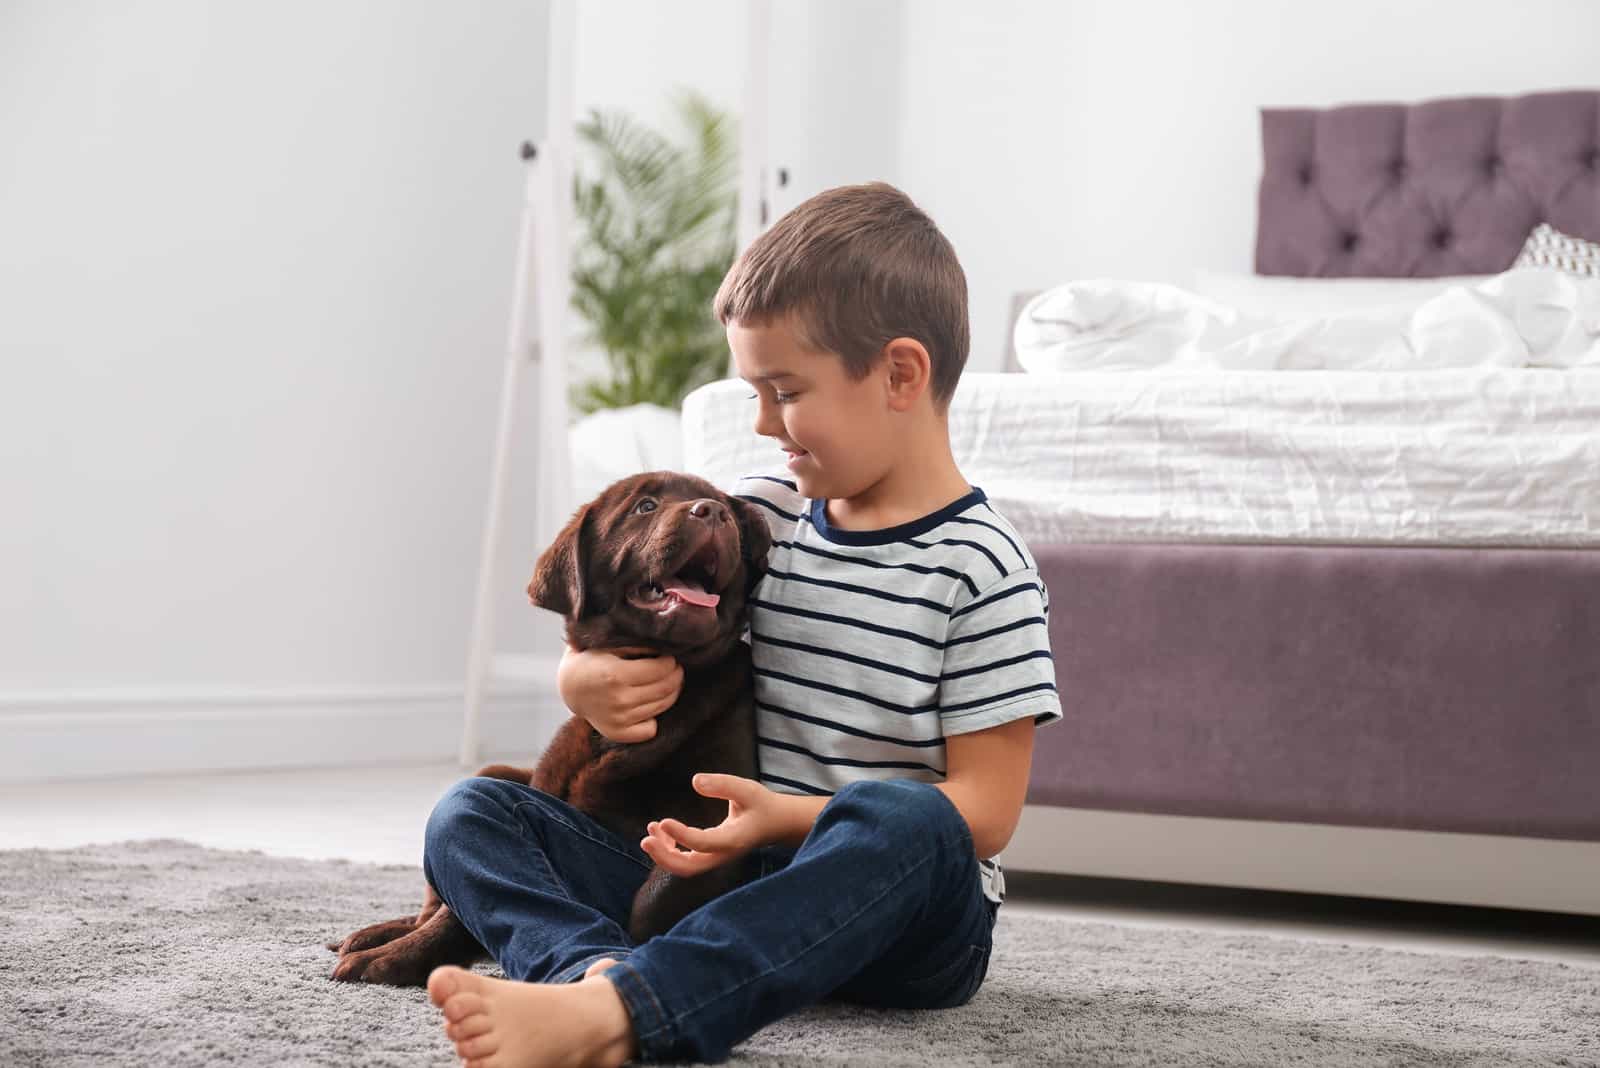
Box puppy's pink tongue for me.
[665,579,720,608]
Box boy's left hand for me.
[642,773,785,877]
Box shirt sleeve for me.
[732,473,804,543]
[937,568,1063,735]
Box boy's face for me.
[728,315,894,503]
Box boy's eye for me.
[634,498,658,515]
[773,391,796,403]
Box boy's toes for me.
[456,1032,500,1061]
[583,957,619,979]
[427,964,474,1007]
[447,1014,494,1042]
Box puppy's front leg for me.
[626,861,751,943]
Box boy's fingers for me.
[691,773,756,802]
[624,673,681,713]
[658,818,723,852]
[677,852,721,876]
[641,829,685,859]
[646,821,694,859]
[641,837,715,876]
[617,655,681,686]
[648,695,679,720]
[608,718,656,743]
[613,696,673,734]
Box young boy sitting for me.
[424,181,1062,1067]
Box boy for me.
[424,182,1061,1067]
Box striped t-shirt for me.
[734,475,1064,904]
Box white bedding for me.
[1013,269,1600,372]
[682,370,1600,548]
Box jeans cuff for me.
[602,958,676,1061]
[548,951,627,984]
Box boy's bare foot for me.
[427,964,639,1068]
[583,958,619,980]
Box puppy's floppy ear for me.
[728,495,774,594]
[528,504,595,619]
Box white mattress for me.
[681,370,1600,548]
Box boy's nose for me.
[751,399,784,439]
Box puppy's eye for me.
[634,498,658,515]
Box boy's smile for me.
[727,315,893,505]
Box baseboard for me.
[0,660,568,784]
[1002,803,1600,916]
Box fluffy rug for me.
[1,839,1594,1066]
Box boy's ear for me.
[729,496,774,594]
[528,504,595,619]
[883,336,932,410]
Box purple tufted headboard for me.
[1255,89,1600,277]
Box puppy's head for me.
[527,471,772,665]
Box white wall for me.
[893,0,1600,370]
[0,0,568,777]
[766,0,904,218]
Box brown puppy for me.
[327,471,771,986]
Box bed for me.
[682,88,1600,915]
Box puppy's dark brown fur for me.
[328,471,771,985]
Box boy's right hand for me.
[556,644,683,743]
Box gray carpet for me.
[1,839,1594,1067]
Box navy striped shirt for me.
[735,475,1063,903]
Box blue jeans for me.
[422,775,999,1063]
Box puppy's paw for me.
[330,944,432,987]
[329,916,418,956]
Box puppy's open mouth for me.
[629,539,722,614]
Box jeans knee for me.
[424,776,531,863]
[826,779,970,851]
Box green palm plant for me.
[570,88,738,414]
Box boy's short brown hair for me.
[713,182,969,407]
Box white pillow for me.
[1514,222,1600,278]
[1012,280,1244,372]
[568,403,683,506]
[1191,270,1492,321]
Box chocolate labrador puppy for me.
[327,471,771,986]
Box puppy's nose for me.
[689,499,728,523]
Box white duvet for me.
[1013,269,1600,373]
[682,369,1600,549]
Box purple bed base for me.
[1025,89,1600,846]
[1026,543,1600,843]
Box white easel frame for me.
[459,0,577,768]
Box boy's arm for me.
[767,792,829,848]
[931,566,1059,858]
[761,717,1032,857]
[933,717,1035,859]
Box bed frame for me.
[1006,89,1600,915]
